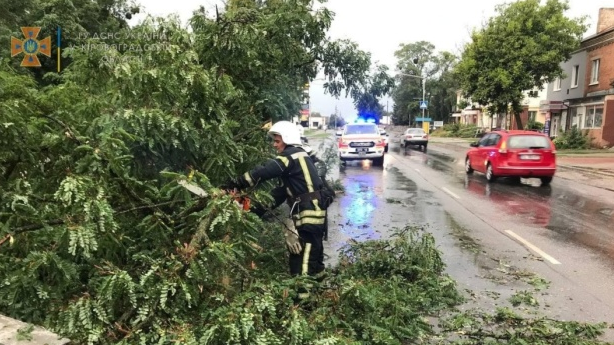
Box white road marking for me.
[505,230,561,265]
[442,187,460,199]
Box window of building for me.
[590,59,600,84]
[554,78,561,91]
[571,65,579,88]
[570,107,580,129]
[584,105,603,128]
[528,111,537,122]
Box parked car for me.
[378,128,389,153]
[465,130,556,186]
[403,128,428,151]
[338,123,386,166]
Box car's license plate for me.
[357,148,368,152]
[520,154,540,160]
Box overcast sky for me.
[133,0,608,122]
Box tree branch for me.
[0,235,12,246]
[5,200,188,236]
[232,120,271,141]
[42,114,82,145]
[292,56,317,69]
[11,219,65,234]
[115,200,178,215]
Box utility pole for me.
[421,78,426,123]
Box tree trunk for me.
[514,112,523,130]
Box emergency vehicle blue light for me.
[355,117,376,124]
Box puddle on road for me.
[458,167,614,261]
[459,174,614,257]
[325,166,435,267]
[462,176,553,227]
[393,145,458,174]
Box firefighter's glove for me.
[282,218,302,255]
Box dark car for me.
[465,130,556,186]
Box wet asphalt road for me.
[311,133,614,329]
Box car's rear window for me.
[345,125,379,135]
[508,135,551,149]
[407,129,425,134]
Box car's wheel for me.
[384,144,389,153]
[485,163,497,183]
[465,157,474,174]
[540,176,553,186]
[372,156,384,167]
[423,143,428,152]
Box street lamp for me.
[397,72,426,127]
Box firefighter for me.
[224,121,328,278]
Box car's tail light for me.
[498,140,508,154]
[423,135,428,139]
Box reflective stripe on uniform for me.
[301,242,312,275]
[296,209,326,218]
[293,209,326,226]
[276,155,290,167]
[295,217,326,226]
[290,151,309,160]
[243,172,254,186]
[298,156,314,193]
[297,153,324,210]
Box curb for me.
[557,165,614,178]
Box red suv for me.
[465,130,556,186]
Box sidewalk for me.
[427,137,614,191]
[0,314,68,345]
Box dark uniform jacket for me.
[234,146,327,228]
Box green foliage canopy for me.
[0,0,377,342]
[392,41,459,125]
[454,0,587,128]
